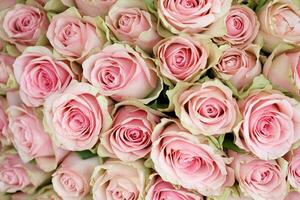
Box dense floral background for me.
[0,0,300,199]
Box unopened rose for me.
[155,36,220,83]
[215,5,259,48]
[0,4,48,50]
[171,79,240,136]
[146,174,203,200]
[91,159,149,200]
[234,89,300,160]
[0,150,50,193]
[46,8,105,62]
[8,105,68,172]
[44,81,112,151]
[82,43,160,103]
[229,151,288,200]
[52,153,99,200]
[61,0,116,17]
[214,45,261,91]
[151,119,234,196]
[157,0,232,35]
[13,46,74,107]
[106,0,161,53]
[263,45,300,99]
[0,53,17,94]
[99,101,160,162]
[258,0,300,52]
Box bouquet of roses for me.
[0,0,300,199]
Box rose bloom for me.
[44,81,112,151]
[91,159,149,200]
[229,151,288,200]
[258,0,300,52]
[82,43,159,103]
[214,45,262,91]
[13,46,74,107]
[0,96,10,151]
[154,36,218,83]
[172,79,240,136]
[145,174,203,200]
[287,147,300,192]
[7,105,68,172]
[61,0,116,17]
[215,5,259,48]
[157,0,232,35]
[106,0,161,53]
[0,4,48,50]
[285,192,300,200]
[263,45,300,99]
[99,102,160,162]
[0,53,17,94]
[46,8,105,62]
[151,119,234,196]
[52,153,99,200]
[0,151,50,193]
[235,89,300,160]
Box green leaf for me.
[144,157,154,169]
[255,0,268,12]
[237,0,256,10]
[76,150,98,160]
[144,0,157,14]
[223,138,244,153]
[44,0,67,13]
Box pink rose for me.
[230,151,288,200]
[157,0,232,35]
[99,102,160,162]
[234,90,300,160]
[0,53,17,94]
[263,45,300,99]
[0,151,50,193]
[215,5,259,48]
[52,153,99,200]
[61,0,116,17]
[154,36,216,83]
[287,147,300,191]
[258,0,300,52]
[13,46,74,107]
[106,0,161,53]
[46,8,105,62]
[151,119,234,196]
[171,79,240,136]
[146,174,203,200]
[214,45,262,91]
[285,192,300,200]
[0,96,10,150]
[44,81,112,151]
[91,159,149,200]
[0,4,48,50]
[82,43,160,103]
[7,105,68,172]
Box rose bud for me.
[91,159,150,200]
[229,151,288,200]
[151,119,234,196]
[0,4,48,51]
[52,153,100,200]
[44,81,112,151]
[234,89,300,160]
[258,0,300,52]
[13,46,74,107]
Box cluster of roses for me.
[0,0,300,200]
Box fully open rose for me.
[44,81,112,151]
[234,89,300,160]
[230,151,288,200]
[151,119,234,196]
[98,101,160,162]
[82,43,160,103]
[52,153,99,200]
[13,46,74,107]
[171,79,240,136]
[91,159,149,200]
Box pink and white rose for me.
[287,147,300,192]
[151,119,234,196]
[0,54,17,94]
[0,96,10,151]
